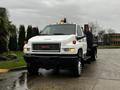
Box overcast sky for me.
[0,0,120,32]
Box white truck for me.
[23,20,97,77]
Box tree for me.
[8,25,18,51]
[98,30,105,45]
[18,25,25,51]
[107,28,115,34]
[0,7,10,53]
[89,22,101,35]
[103,34,111,45]
[103,28,115,45]
[26,25,32,41]
[32,27,39,37]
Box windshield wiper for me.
[40,34,49,35]
[40,33,65,35]
[53,33,65,35]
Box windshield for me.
[40,24,76,35]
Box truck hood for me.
[29,35,76,43]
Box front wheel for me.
[78,50,84,67]
[53,68,59,74]
[27,63,39,75]
[73,60,82,77]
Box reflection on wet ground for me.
[0,68,98,90]
[7,71,83,90]
[0,71,28,90]
[0,49,120,90]
[10,69,78,90]
[12,72,28,90]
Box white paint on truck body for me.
[24,24,87,55]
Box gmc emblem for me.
[40,45,49,48]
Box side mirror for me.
[39,30,42,33]
[76,36,85,40]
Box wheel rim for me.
[94,51,97,60]
[78,50,83,59]
[95,54,97,59]
[96,51,97,59]
[78,61,81,75]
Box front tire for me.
[73,60,82,77]
[53,68,59,74]
[27,63,39,75]
[78,50,84,67]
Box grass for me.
[98,45,120,49]
[0,51,26,69]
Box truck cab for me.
[24,21,97,77]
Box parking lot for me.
[0,49,120,90]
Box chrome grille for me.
[32,43,60,52]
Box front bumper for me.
[24,54,78,69]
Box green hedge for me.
[98,45,120,49]
[0,51,26,69]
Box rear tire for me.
[91,47,97,61]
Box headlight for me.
[23,48,30,53]
[63,48,75,52]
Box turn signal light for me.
[73,40,76,44]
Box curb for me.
[8,66,27,72]
[0,69,9,73]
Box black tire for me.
[78,50,84,67]
[91,48,97,61]
[94,48,97,61]
[73,50,83,77]
[92,53,96,61]
[27,63,39,75]
[53,68,59,74]
[73,60,82,77]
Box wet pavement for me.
[0,49,120,90]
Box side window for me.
[77,25,82,36]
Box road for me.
[0,49,120,90]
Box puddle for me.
[11,72,29,90]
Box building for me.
[103,33,120,46]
